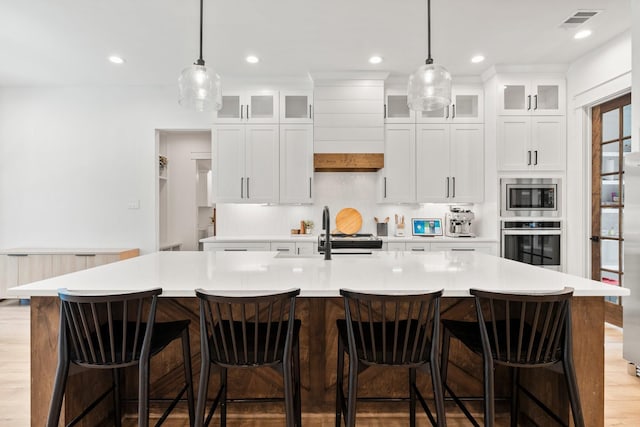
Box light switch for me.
[128,200,140,209]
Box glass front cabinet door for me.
[280,91,313,123]
[498,77,565,116]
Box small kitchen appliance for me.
[501,178,560,217]
[445,207,475,237]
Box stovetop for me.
[318,233,383,249]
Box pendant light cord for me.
[196,0,205,66]
[426,0,433,65]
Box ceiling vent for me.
[560,10,601,28]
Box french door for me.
[591,93,631,326]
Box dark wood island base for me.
[30,296,604,426]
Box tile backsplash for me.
[216,172,495,237]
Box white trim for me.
[569,72,631,278]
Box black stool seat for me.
[336,289,446,427]
[46,288,195,427]
[195,288,302,427]
[441,287,585,427]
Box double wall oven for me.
[500,178,563,271]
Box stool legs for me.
[46,349,70,427]
[195,353,211,427]
[181,328,196,426]
[293,337,302,427]
[345,357,359,427]
[335,337,345,426]
[113,368,122,427]
[481,354,496,427]
[563,358,585,427]
[409,368,417,427]
[139,355,151,427]
[429,351,446,426]
[510,368,519,427]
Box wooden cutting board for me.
[335,208,363,234]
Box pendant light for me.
[407,0,451,112]
[178,0,222,112]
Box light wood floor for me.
[1,300,639,426]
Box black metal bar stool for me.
[46,288,195,427]
[336,289,446,427]
[194,288,301,427]
[441,287,584,427]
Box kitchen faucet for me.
[322,205,332,260]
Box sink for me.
[274,251,378,259]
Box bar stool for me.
[194,288,301,427]
[46,288,195,427]
[441,287,584,427]
[336,289,446,427]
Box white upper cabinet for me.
[214,91,279,124]
[497,116,566,171]
[213,125,279,203]
[279,124,314,204]
[384,91,416,124]
[416,123,484,203]
[280,91,313,123]
[417,86,484,124]
[380,124,416,203]
[498,77,565,116]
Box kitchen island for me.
[10,251,629,426]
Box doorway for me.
[591,93,631,326]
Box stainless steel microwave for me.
[500,178,561,217]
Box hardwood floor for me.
[1,300,639,426]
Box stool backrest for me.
[58,288,162,367]
[195,289,300,367]
[340,289,443,366]
[470,287,574,366]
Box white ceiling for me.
[0,0,631,86]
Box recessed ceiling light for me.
[108,55,125,64]
[574,29,592,39]
[369,56,383,64]
[246,55,259,64]
[471,55,485,63]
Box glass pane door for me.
[592,93,631,321]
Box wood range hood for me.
[313,153,384,172]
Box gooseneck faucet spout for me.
[322,206,332,260]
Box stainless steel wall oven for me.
[501,178,560,217]
[501,220,562,271]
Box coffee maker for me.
[446,206,475,237]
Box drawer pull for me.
[7,254,28,257]
[451,248,475,251]
[276,248,290,252]
[411,248,426,252]
[75,254,96,257]
[224,249,248,252]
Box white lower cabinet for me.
[295,242,315,255]
[387,242,406,252]
[204,242,271,252]
[416,124,484,203]
[405,242,431,252]
[431,242,498,256]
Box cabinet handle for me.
[246,177,250,198]
[445,105,450,119]
[452,177,456,198]
[527,95,531,110]
[276,248,290,252]
[534,94,538,110]
[527,151,531,165]
[75,254,96,257]
[446,177,450,198]
[534,150,538,165]
[384,177,387,198]
[309,177,312,198]
[309,104,312,119]
[7,254,28,257]
[297,247,300,255]
[224,248,248,251]
[240,104,244,120]
[452,104,456,119]
[384,104,387,119]
[411,247,426,252]
[240,177,244,198]
[452,248,475,251]
[246,105,250,120]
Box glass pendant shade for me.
[178,63,222,112]
[407,62,452,111]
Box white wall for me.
[0,86,212,254]
[565,31,632,276]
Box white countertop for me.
[200,235,498,243]
[8,251,628,298]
